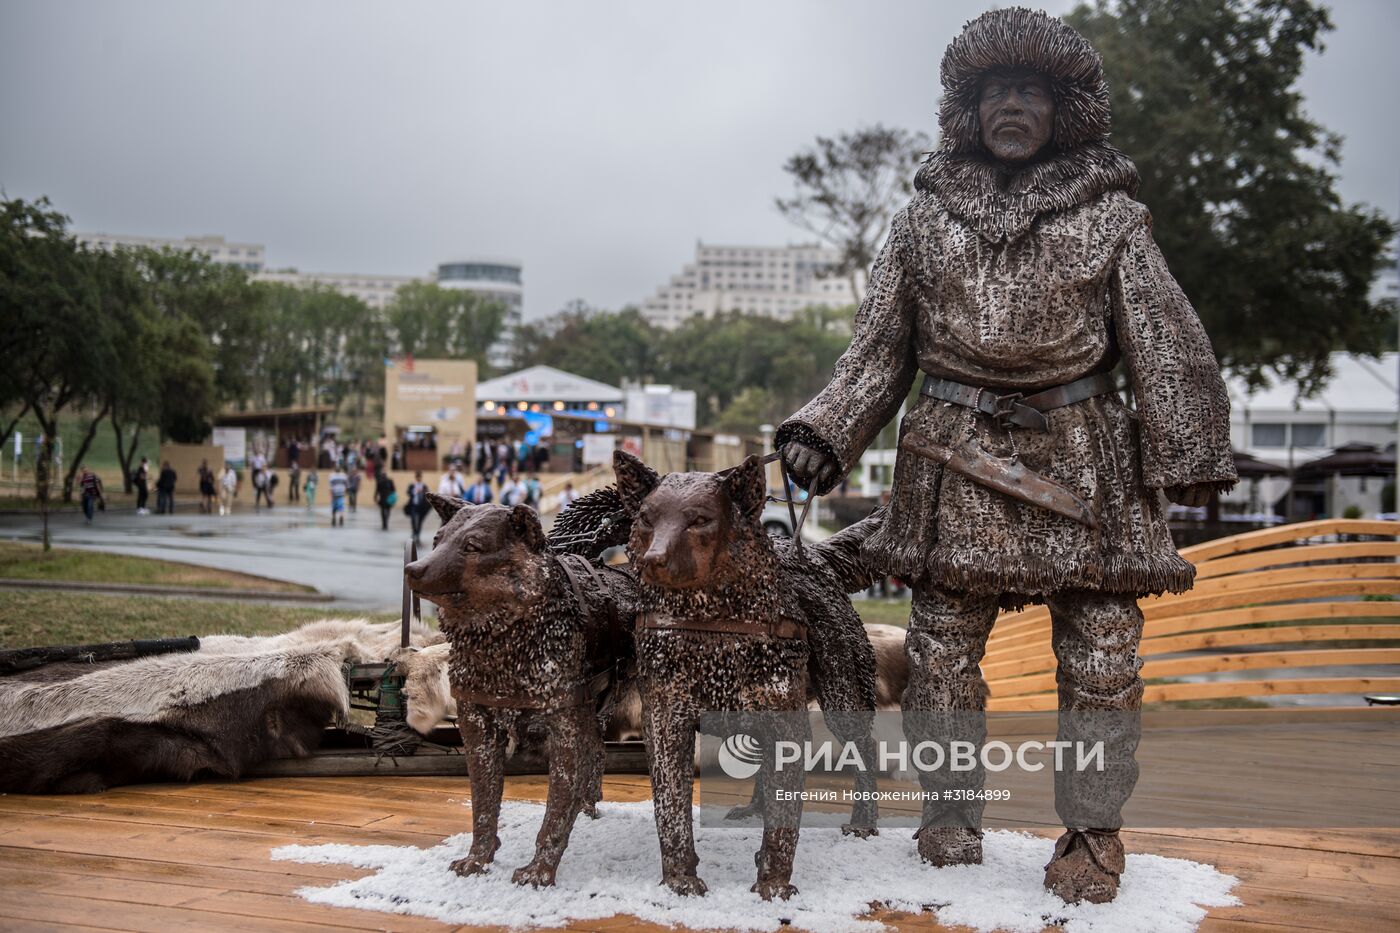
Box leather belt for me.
[636,612,806,642]
[920,372,1118,432]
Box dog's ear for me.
[427,492,468,523]
[613,450,659,515]
[509,504,546,552]
[721,454,767,523]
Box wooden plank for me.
[0,890,352,933]
[1141,623,1400,656]
[0,795,447,846]
[986,581,1400,655]
[989,648,1400,696]
[982,617,1400,679]
[988,675,1400,710]
[3,768,1396,931]
[1179,518,1399,564]
[1186,562,1400,596]
[1144,676,1400,704]
[1195,540,1400,579]
[0,845,363,898]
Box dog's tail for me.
[545,485,631,560]
[808,506,886,593]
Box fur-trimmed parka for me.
[777,8,1236,604]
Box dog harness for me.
[635,611,807,642]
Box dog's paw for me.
[752,880,798,901]
[511,860,557,888]
[663,873,708,897]
[724,802,762,822]
[841,822,879,838]
[450,855,492,877]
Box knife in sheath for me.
[899,431,1100,529]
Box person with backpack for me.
[346,465,362,513]
[197,459,216,514]
[78,465,104,524]
[133,457,150,515]
[374,470,397,531]
[327,466,349,528]
[155,461,177,514]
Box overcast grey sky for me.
[3,0,1396,321]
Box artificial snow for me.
[271,800,1238,933]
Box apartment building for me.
[74,232,265,272]
[640,241,859,329]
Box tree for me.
[658,306,855,431]
[0,197,109,545]
[388,282,506,372]
[1068,0,1396,394]
[512,302,660,388]
[57,247,148,502]
[775,124,931,302]
[133,247,266,408]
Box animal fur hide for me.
[0,618,442,794]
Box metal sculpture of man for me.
[778,7,1236,903]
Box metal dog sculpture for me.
[405,497,635,888]
[614,450,882,900]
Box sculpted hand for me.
[781,441,840,492]
[1165,483,1213,508]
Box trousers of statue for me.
[900,585,1144,832]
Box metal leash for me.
[768,451,816,561]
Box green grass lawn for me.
[855,598,912,627]
[0,540,314,593]
[0,590,396,648]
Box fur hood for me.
[916,7,1139,242]
[937,6,1111,155]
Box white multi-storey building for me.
[640,241,860,329]
[436,258,524,368]
[253,269,423,311]
[75,232,266,272]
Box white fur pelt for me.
[390,642,456,735]
[372,623,910,742]
[0,618,444,740]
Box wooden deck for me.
[1,770,1397,933]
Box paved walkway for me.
[0,503,453,610]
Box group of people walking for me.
[129,457,179,515]
[77,444,575,548]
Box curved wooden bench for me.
[983,518,1400,709]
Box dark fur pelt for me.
[0,644,349,794]
[0,674,340,795]
[0,618,444,794]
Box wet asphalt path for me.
[0,503,455,610]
